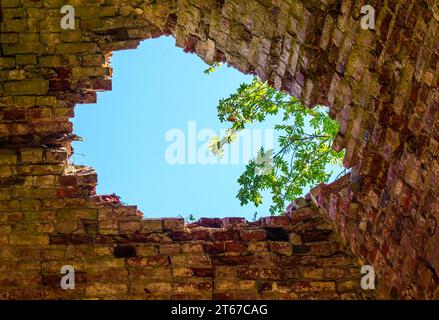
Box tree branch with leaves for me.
[206,67,344,215]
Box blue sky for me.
[72,36,341,220]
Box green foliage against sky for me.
[208,65,345,215]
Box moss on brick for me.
[4,79,48,95]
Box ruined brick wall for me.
[0,0,437,299]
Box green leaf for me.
[211,77,344,215]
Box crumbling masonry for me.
[0,0,438,299]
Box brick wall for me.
[0,0,438,299]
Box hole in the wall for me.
[72,37,273,219]
[113,245,137,258]
[72,36,344,220]
[265,227,289,241]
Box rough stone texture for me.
[1,194,373,299]
[0,0,438,299]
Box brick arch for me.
[0,0,438,299]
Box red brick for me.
[240,229,266,241]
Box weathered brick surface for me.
[0,0,438,299]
